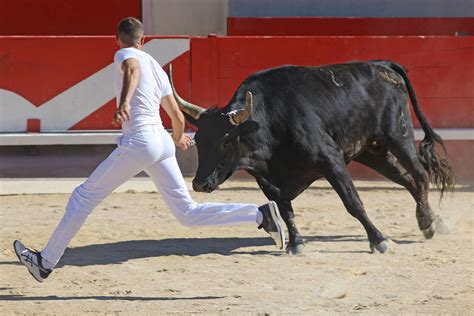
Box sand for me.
[0,179,472,314]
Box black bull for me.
[169,60,454,254]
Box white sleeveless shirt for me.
[114,47,172,133]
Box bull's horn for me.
[168,64,206,120]
[229,91,253,125]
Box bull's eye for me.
[223,140,231,149]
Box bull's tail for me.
[388,62,455,198]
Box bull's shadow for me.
[56,237,275,268]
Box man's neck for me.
[121,43,142,50]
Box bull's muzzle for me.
[192,179,214,193]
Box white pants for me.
[41,125,258,267]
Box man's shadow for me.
[55,234,419,267]
[56,237,275,268]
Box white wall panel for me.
[142,0,229,35]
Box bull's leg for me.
[355,150,438,238]
[385,139,437,239]
[254,177,305,255]
[276,200,305,255]
[323,156,387,253]
[355,150,417,192]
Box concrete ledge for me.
[413,128,473,141]
[0,177,158,195]
[0,143,198,178]
[0,131,196,146]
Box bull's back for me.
[241,62,406,157]
[245,62,387,119]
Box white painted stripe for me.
[0,129,471,146]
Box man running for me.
[14,17,285,282]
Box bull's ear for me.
[236,120,259,136]
[225,120,259,141]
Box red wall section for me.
[0,36,190,131]
[159,54,191,130]
[0,0,141,35]
[190,36,474,128]
[0,37,117,105]
[1,35,472,131]
[228,18,474,36]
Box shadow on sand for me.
[56,237,277,267]
[2,235,420,268]
[304,235,421,254]
[56,235,419,266]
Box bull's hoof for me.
[286,244,305,255]
[370,240,388,254]
[422,221,436,239]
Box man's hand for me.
[173,134,193,150]
[113,102,130,125]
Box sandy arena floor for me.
[0,179,472,314]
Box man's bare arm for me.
[114,58,140,124]
[161,94,192,150]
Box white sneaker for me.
[13,240,52,282]
[258,201,286,250]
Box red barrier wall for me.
[2,35,472,131]
[0,0,141,35]
[0,36,190,131]
[189,36,474,129]
[228,17,474,36]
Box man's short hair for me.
[117,17,144,46]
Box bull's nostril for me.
[192,180,204,192]
[192,180,214,193]
[203,183,212,193]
